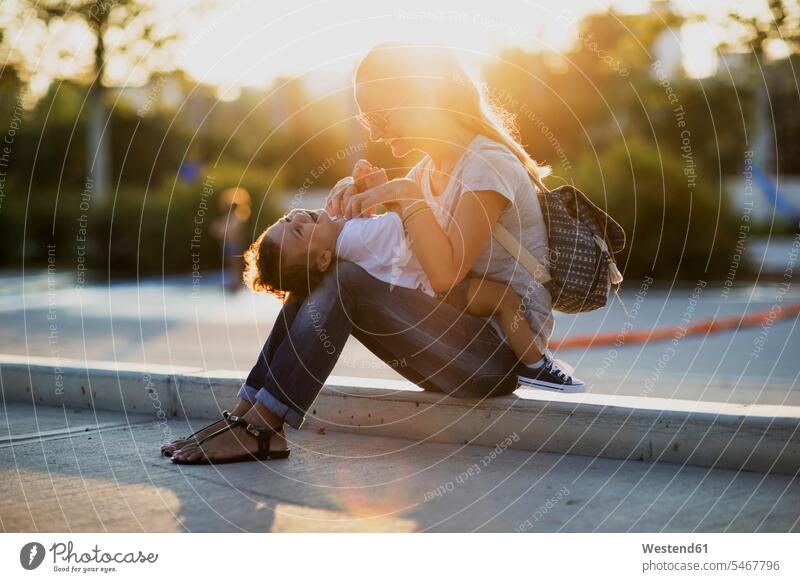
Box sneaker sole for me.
[517,375,586,393]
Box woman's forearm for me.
[403,184,508,293]
[393,180,467,292]
[346,178,502,293]
[403,209,463,293]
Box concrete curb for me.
[2,355,798,475]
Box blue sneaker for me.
[518,354,586,393]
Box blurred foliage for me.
[1,4,798,282]
[724,0,800,55]
[0,73,285,278]
[570,136,739,281]
[1,178,283,281]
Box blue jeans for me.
[238,261,534,429]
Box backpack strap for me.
[493,222,551,285]
[493,172,553,285]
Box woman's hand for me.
[325,176,358,218]
[343,178,422,220]
[325,159,388,218]
[354,160,388,192]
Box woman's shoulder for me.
[468,135,519,161]
[458,135,530,194]
[463,135,529,180]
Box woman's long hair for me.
[355,43,550,190]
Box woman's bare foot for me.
[161,399,254,455]
[170,402,288,463]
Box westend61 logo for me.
[19,541,158,574]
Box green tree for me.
[19,0,184,205]
[724,0,800,55]
[572,136,740,281]
[717,0,800,173]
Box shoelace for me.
[545,359,571,383]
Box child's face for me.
[265,209,341,274]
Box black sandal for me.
[160,410,231,457]
[170,414,290,465]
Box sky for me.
[173,0,637,89]
[0,0,782,97]
[172,0,725,92]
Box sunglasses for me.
[356,109,393,131]
[356,98,411,131]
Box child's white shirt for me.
[335,213,435,296]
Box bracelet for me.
[402,199,427,220]
[402,206,430,229]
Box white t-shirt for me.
[406,134,554,353]
[336,213,435,296]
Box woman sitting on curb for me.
[162,43,581,464]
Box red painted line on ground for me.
[553,301,800,350]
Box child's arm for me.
[461,278,542,365]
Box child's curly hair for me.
[242,229,328,301]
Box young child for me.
[243,165,585,393]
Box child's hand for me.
[353,159,388,193]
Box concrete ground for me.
[1,273,799,406]
[1,402,798,533]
